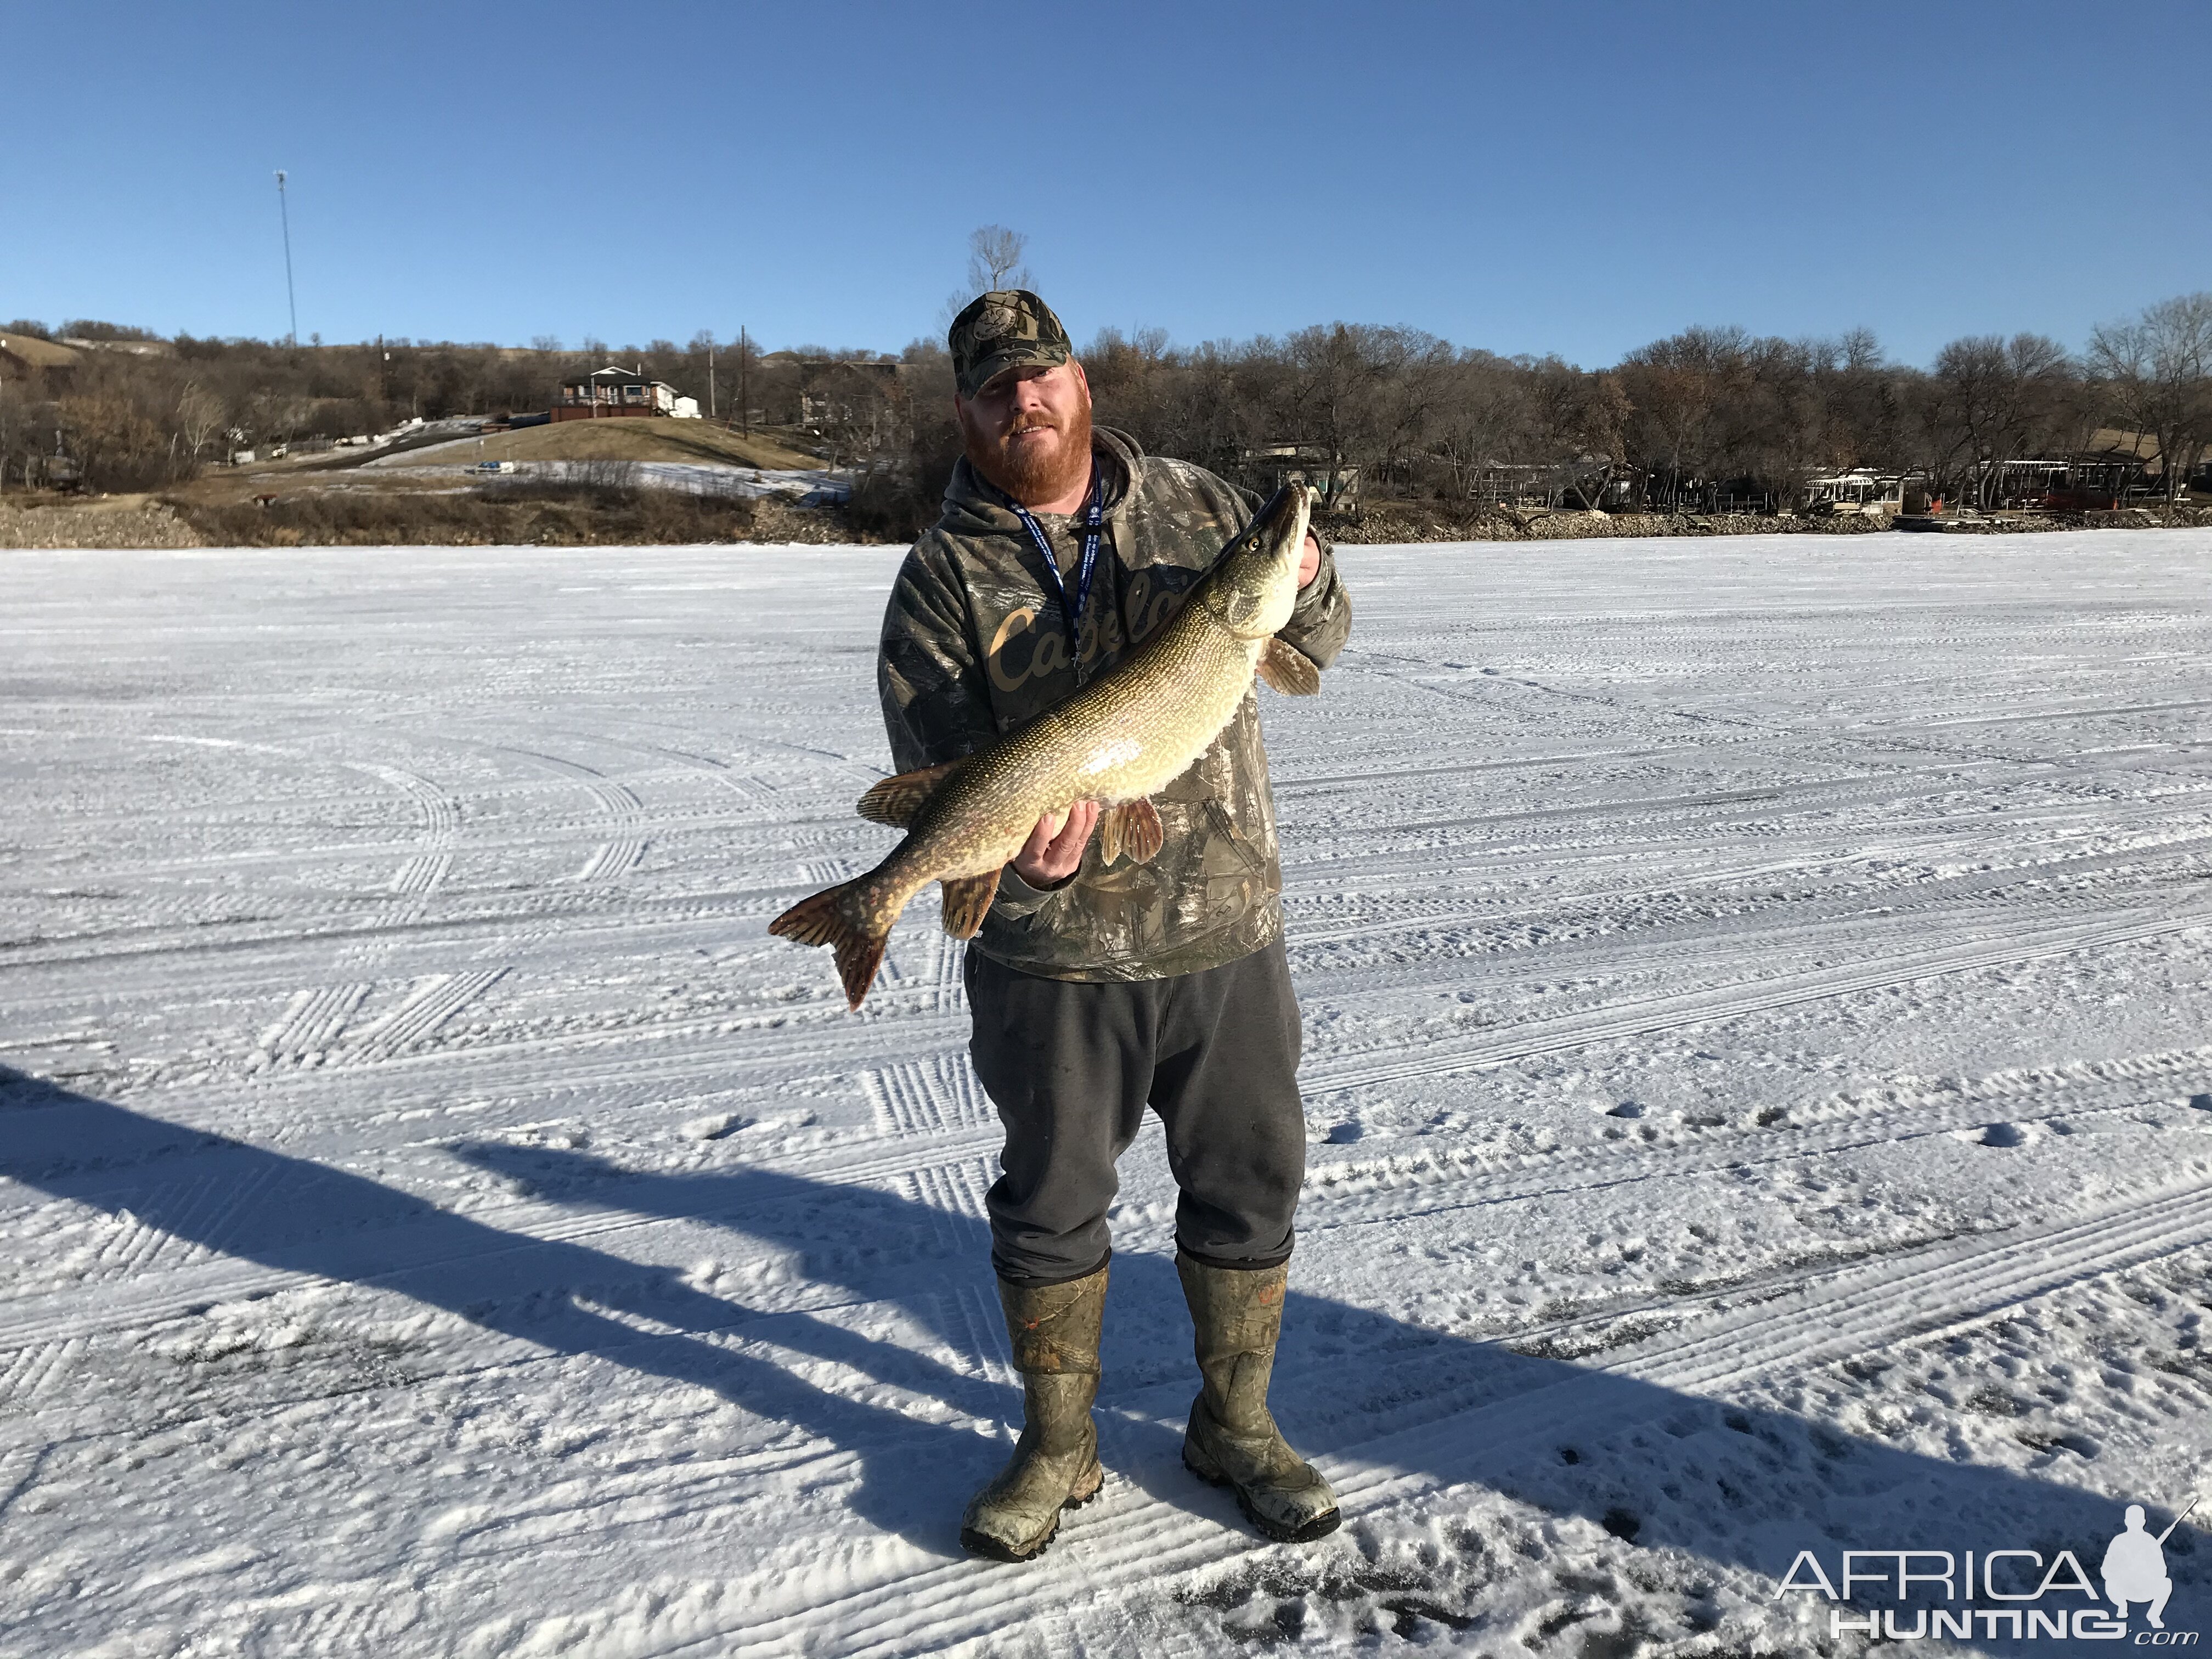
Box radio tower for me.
[275,170,298,347]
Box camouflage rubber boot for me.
[1177,1254,1341,1543]
[958,1262,1109,1562]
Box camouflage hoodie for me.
[877,425,1352,981]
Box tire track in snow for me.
[0,1187,715,1355]
[130,1005,974,1143]
[335,969,512,1066]
[247,760,464,1065]
[558,731,795,810]
[949,1279,1015,1390]
[1303,905,2212,1094]
[906,1156,997,1257]
[492,748,648,885]
[76,885,2203,1187]
[1300,1043,2212,1236]
[1297,882,2193,1018]
[14,1041,2190,1370]
[1284,828,2212,957]
[0,1339,85,1408]
[1274,740,1720,795]
[928,930,968,1015]
[861,1055,994,1139]
[1283,781,2212,892]
[345,762,460,919]
[256,983,374,1066]
[701,1177,2212,1658]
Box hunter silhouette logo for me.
[2107,1500,2196,1630]
[1781,1496,2201,1643]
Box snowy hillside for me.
[2,531,2208,1656]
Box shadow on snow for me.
[0,1064,2188,1642]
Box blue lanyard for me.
[1006,468,1104,653]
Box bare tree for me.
[968,225,1032,294]
[1429,351,1533,500]
[0,377,37,492]
[940,225,1037,330]
[1618,328,1747,509]
[1924,334,2074,506]
[175,383,225,470]
[2088,292,2212,503]
[59,391,166,491]
[246,386,314,452]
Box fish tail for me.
[769,877,893,1009]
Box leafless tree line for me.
[0,321,878,493]
[867,292,2211,531]
[4,291,2205,516]
[1072,300,2210,515]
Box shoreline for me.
[1,496,2204,552]
[1323,503,2212,543]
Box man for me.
[878,290,1352,1562]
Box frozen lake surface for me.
[3,531,2209,1655]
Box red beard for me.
[961,395,1094,506]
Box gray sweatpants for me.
[964,939,1307,1286]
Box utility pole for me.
[707,331,716,420]
[740,326,749,437]
[274,171,298,348]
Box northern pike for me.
[770,482,1319,1007]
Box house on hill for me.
[552,365,700,421]
[0,334,80,391]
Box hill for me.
[367,418,823,473]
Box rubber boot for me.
[1177,1253,1340,1543]
[958,1262,1108,1561]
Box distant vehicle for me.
[472,460,516,474]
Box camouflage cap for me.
[949,289,1071,399]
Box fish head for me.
[1201,482,1313,640]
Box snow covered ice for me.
[2,529,2209,1655]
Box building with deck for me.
[552,365,699,421]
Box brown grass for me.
[379,419,821,472]
[159,473,892,547]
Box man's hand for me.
[1011,800,1099,888]
[1299,531,1322,589]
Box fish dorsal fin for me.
[1100,797,1164,866]
[1257,636,1321,696]
[856,757,967,827]
[940,869,1001,939]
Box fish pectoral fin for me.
[856,758,967,827]
[939,869,1001,939]
[1102,797,1165,866]
[1257,636,1321,696]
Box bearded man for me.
[878,290,1352,1561]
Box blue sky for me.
[5,1,2204,368]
